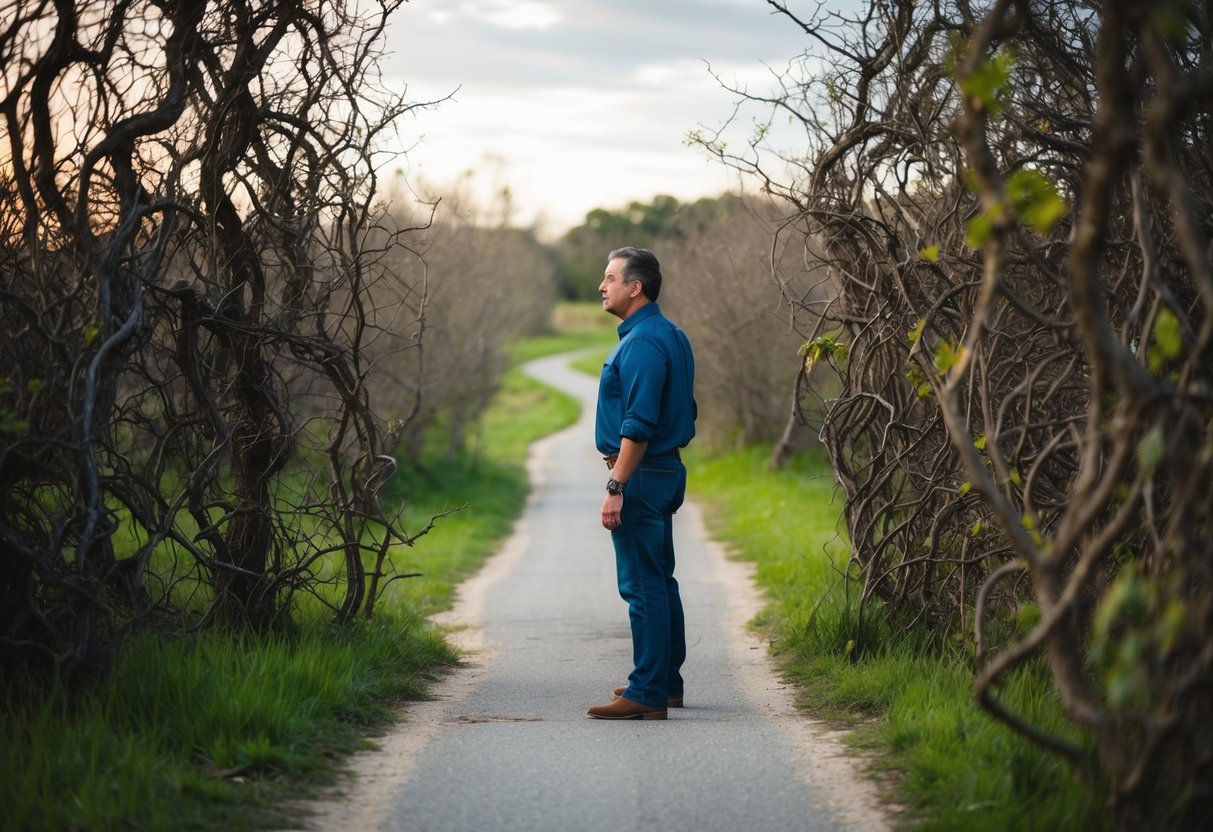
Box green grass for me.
[569,346,612,376]
[510,330,615,365]
[685,445,1111,831]
[511,303,616,366]
[550,299,616,335]
[377,366,579,616]
[1,335,585,832]
[2,618,455,831]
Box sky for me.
[380,0,814,236]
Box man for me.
[587,247,696,721]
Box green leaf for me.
[919,244,940,262]
[1006,169,1068,234]
[1137,426,1165,473]
[906,367,933,398]
[970,519,985,536]
[0,377,12,395]
[1106,652,1146,709]
[0,411,29,434]
[1094,572,1151,642]
[907,319,925,344]
[1156,599,1186,655]
[959,47,1017,116]
[1009,467,1022,487]
[974,434,987,451]
[1016,603,1040,631]
[83,324,102,347]
[958,481,972,496]
[26,378,45,393]
[1153,0,1193,43]
[965,212,994,248]
[933,340,964,375]
[1153,307,1182,361]
[800,335,849,372]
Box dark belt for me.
[603,448,680,470]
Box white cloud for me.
[630,58,789,97]
[463,0,561,30]
[389,80,747,234]
[382,1,813,233]
[631,60,715,91]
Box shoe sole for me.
[588,710,668,720]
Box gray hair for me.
[608,246,662,301]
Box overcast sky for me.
[380,0,813,236]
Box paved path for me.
[307,352,886,832]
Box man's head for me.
[599,247,661,320]
[608,247,662,301]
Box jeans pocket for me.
[669,467,686,514]
[630,466,684,515]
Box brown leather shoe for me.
[587,695,668,720]
[612,685,683,708]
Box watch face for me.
[607,479,622,495]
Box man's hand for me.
[601,492,624,530]
[601,438,644,531]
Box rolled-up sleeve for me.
[617,336,667,442]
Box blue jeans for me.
[612,455,687,709]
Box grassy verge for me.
[377,365,580,617]
[2,621,452,831]
[685,445,1111,831]
[510,301,616,366]
[1,335,586,832]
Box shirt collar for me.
[617,302,661,338]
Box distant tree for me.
[697,0,1213,823]
[0,0,437,683]
[367,180,558,462]
[554,195,683,300]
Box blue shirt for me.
[595,303,696,456]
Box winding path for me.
[304,352,888,832]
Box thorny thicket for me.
[0,0,439,685]
[697,0,1212,822]
[659,194,831,451]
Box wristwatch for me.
[606,478,624,496]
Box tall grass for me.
[685,445,1111,830]
[1,334,586,832]
[2,621,454,831]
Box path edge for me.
[296,418,571,831]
